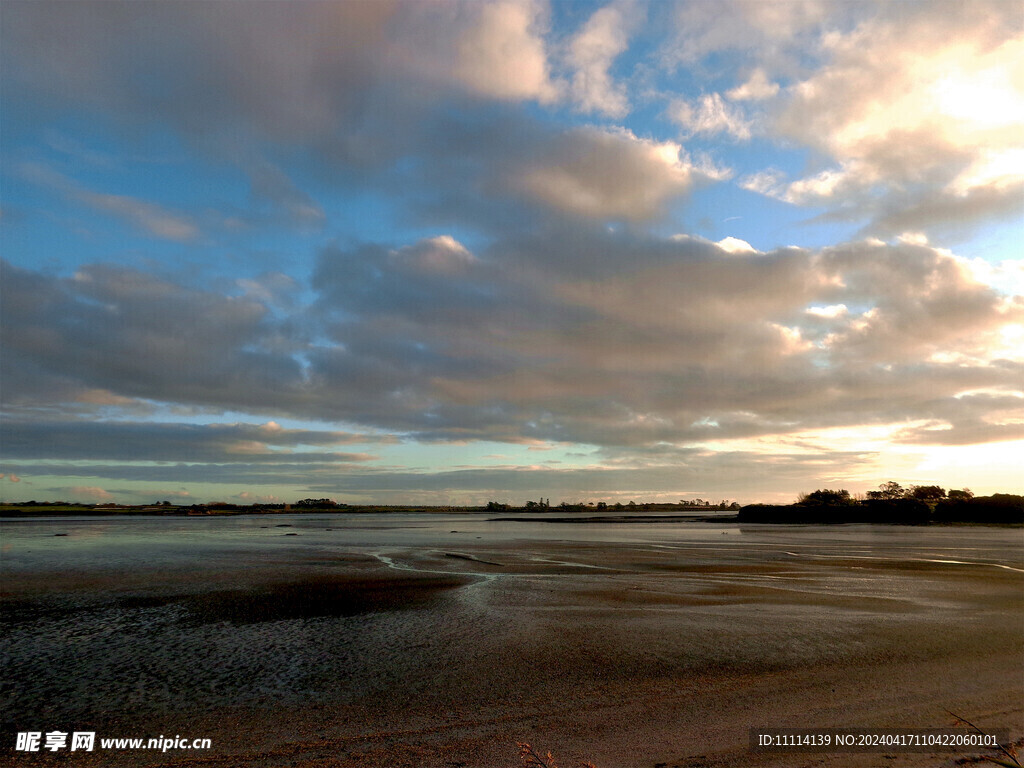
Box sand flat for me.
[1,515,1021,767]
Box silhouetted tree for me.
[910,485,945,502]
[867,481,906,500]
[934,493,1023,523]
[799,489,854,506]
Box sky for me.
[1,0,1022,507]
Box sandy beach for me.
[2,515,1021,767]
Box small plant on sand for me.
[947,710,1022,767]
[517,742,597,768]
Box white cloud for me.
[715,236,757,254]
[805,304,848,319]
[727,69,780,101]
[947,147,1024,197]
[391,235,477,274]
[449,0,558,103]
[663,0,829,65]
[670,94,751,140]
[738,168,786,197]
[896,232,929,246]
[765,4,1024,232]
[567,0,640,118]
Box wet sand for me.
[2,521,1022,767]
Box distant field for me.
[0,505,99,515]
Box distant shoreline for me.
[4,492,1020,526]
[2,506,1020,527]
[0,502,737,517]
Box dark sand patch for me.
[1,573,473,628]
[179,574,472,624]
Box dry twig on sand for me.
[517,741,597,768]
[947,710,1022,767]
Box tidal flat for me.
[1,513,1021,767]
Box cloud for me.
[715,236,757,254]
[5,227,1020,454]
[761,2,1024,235]
[0,420,384,464]
[662,0,830,67]
[670,93,752,140]
[3,227,1022,505]
[511,127,726,220]
[739,163,867,207]
[726,69,779,101]
[0,259,301,411]
[2,0,558,152]
[67,486,114,502]
[76,189,200,241]
[0,448,876,504]
[449,0,558,103]
[235,272,302,310]
[145,489,194,499]
[0,2,706,234]
[2,1,396,142]
[246,160,325,229]
[395,235,478,274]
[19,162,199,241]
[378,113,734,230]
[307,233,1020,449]
[567,0,640,118]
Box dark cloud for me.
[0,420,383,463]
[892,390,1024,446]
[1,260,304,412]
[1,1,398,144]
[4,231,1019,453]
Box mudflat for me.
[1,516,1021,767]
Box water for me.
[2,511,1021,575]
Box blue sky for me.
[1,0,1022,505]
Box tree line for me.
[739,482,1023,524]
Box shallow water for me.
[3,511,1021,573]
